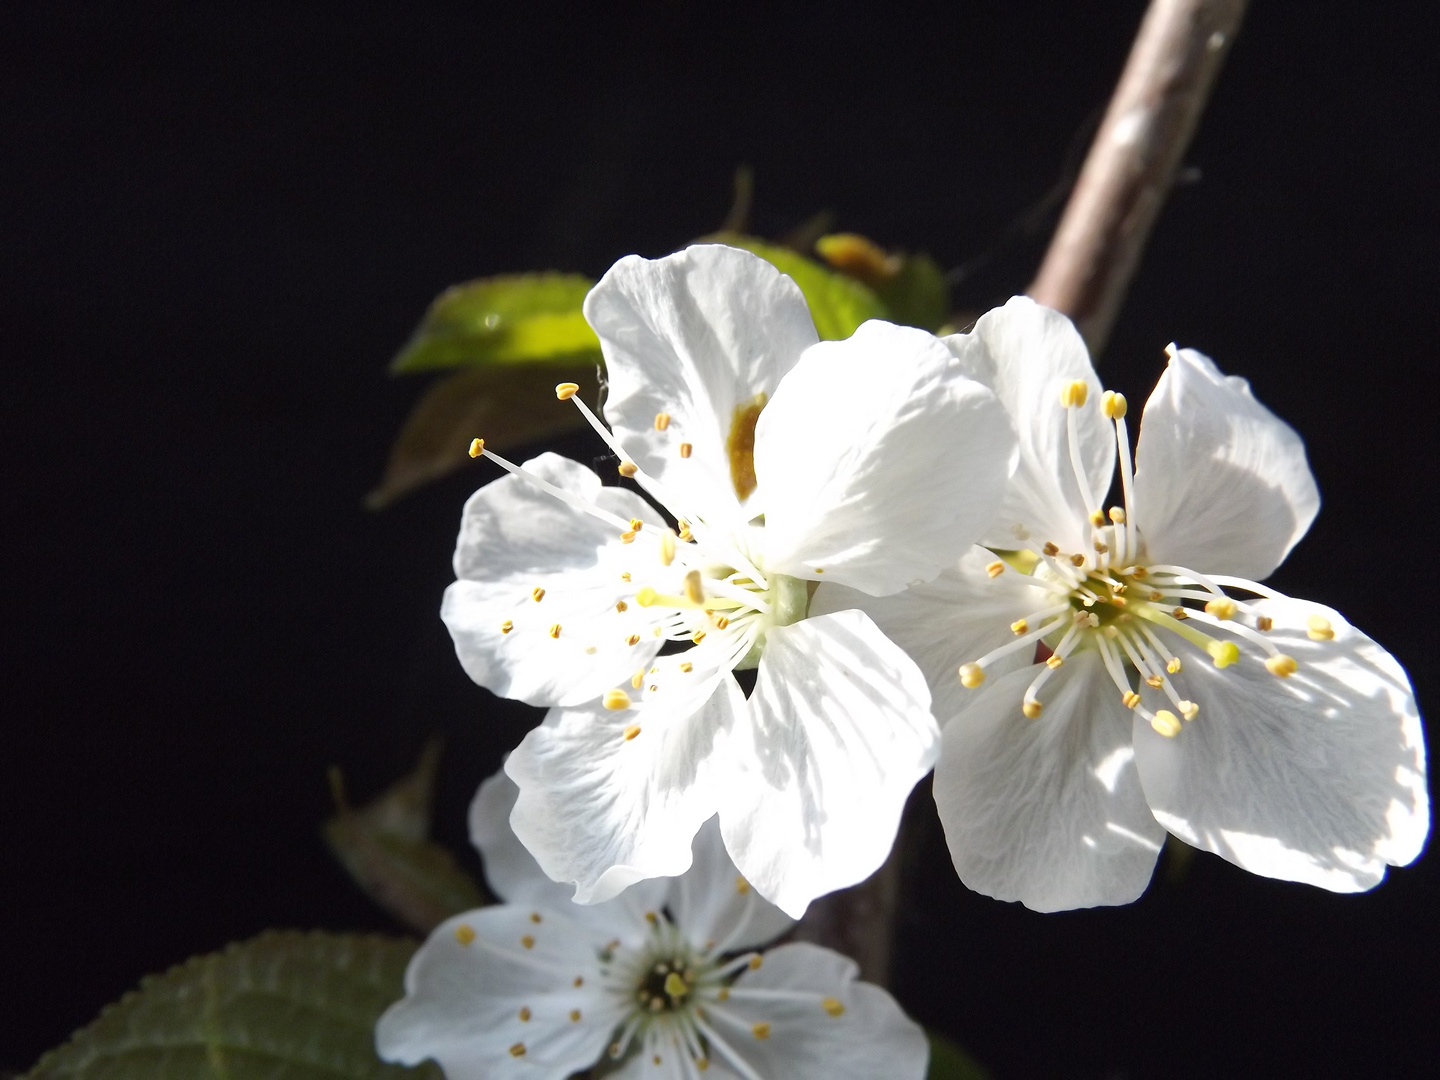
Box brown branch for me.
[1029,0,1248,355]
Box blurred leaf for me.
[324,738,486,933]
[701,231,887,340]
[22,932,439,1080]
[816,233,951,331]
[367,362,596,508]
[927,1031,991,1080]
[390,272,598,374]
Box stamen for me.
[1265,654,1298,677]
[1022,699,1043,719]
[1257,615,1273,632]
[1011,619,1029,635]
[1064,385,1103,523]
[1178,700,1199,720]
[679,442,693,458]
[604,689,632,710]
[474,443,634,532]
[654,412,671,430]
[1060,380,1089,408]
[986,560,1005,578]
[509,1043,527,1058]
[468,438,485,458]
[1151,710,1182,737]
[959,663,985,688]
[548,624,561,639]
[1112,409,1138,563]
[500,620,513,634]
[532,587,546,602]
[618,461,638,478]
[971,611,1071,668]
[1203,598,1238,620]
[1306,614,1335,641]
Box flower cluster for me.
[397,244,1429,1078]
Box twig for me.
[1029,0,1248,355]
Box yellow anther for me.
[454,923,476,945]
[532,587,546,602]
[1145,675,1164,689]
[574,976,584,987]
[521,935,535,949]
[1022,699,1043,719]
[1166,657,1182,674]
[986,560,1005,578]
[1090,510,1106,528]
[603,689,632,710]
[1094,539,1109,554]
[509,1043,527,1058]
[752,1022,771,1041]
[1010,619,1029,635]
[631,671,644,690]
[569,1009,581,1022]
[620,530,637,544]
[548,623,561,639]
[714,615,730,629]
[618,461,638,478]
[1266,654,1298,678]
[615,600,628,613]
[1257,615,1274,632]
[692,630,706,644]
[736,876,750,894]
[1204,598,1238,620]
[654,411,671,430]
[621,571,631,582]
[1150,590,1164,601]
[519,1006,532,1022]
[585,646,597,654]
[664,972,688,998]
[627,518,644,533]
[1102,390,1128,419]
[1046,653,1065,669]
[1130,566,1149,579]
[626,634,641,646]
[1151,710,1183,737]
[1110,595,1126,607]
[555,382,580,400]
[1042,541,1060,557]
[679,442,693,458]
[815,997,843,1017]
[530,912,542,923]
[500,620,513,634]
[1109,506,1126,524]
[1306,614,1335,641]
[1070,553,1086,567]
[1122,691,1141,709]
[645,911,659,925]
[468,437,485,458]
[959,663,985,688]
[1171,607,1189,620]
[696,1058,710,1070]
[1060,380,1089,408]
[748,955,763,970]
[717,988,730,1001]
[1208,640,1240,668]
[635,587,659,607]
[679,661,693,673]
[660,529,677,566]
[814,567,825,574]
[1178,700,1199,721]
[677,520,693,542]
[683,569,705,605]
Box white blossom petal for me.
[1133,599,1429,891]
[1133,348,1320,580]
[585,245,818,525]
[505,669,743,905]
[942,296,1111,553]
[375,907,621,1079]
[469,769,665,944]
[442,452,664,706]
[810,546,1052,726]
[720,610,940,918]
[704,942,929,1080]
[665,816,795,954]
[755,320,1016,595]
[934,651,1166,912]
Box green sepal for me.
[22,932,440,1080]
[390,272,599,373]
[874,251,951,331]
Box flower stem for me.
[1028,0,1248,356]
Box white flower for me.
[815,296,1429,911]
[442,244,1017,917]
[375,770,930,1080]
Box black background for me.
[5,1,1438,1076]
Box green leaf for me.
[324,738,486,933]
[701,232,888,340]
[390,272,599,374]
[927,1031,991,1080]
[22,932,440,1080]
[875,252,951,332]
[367,362,595,508]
